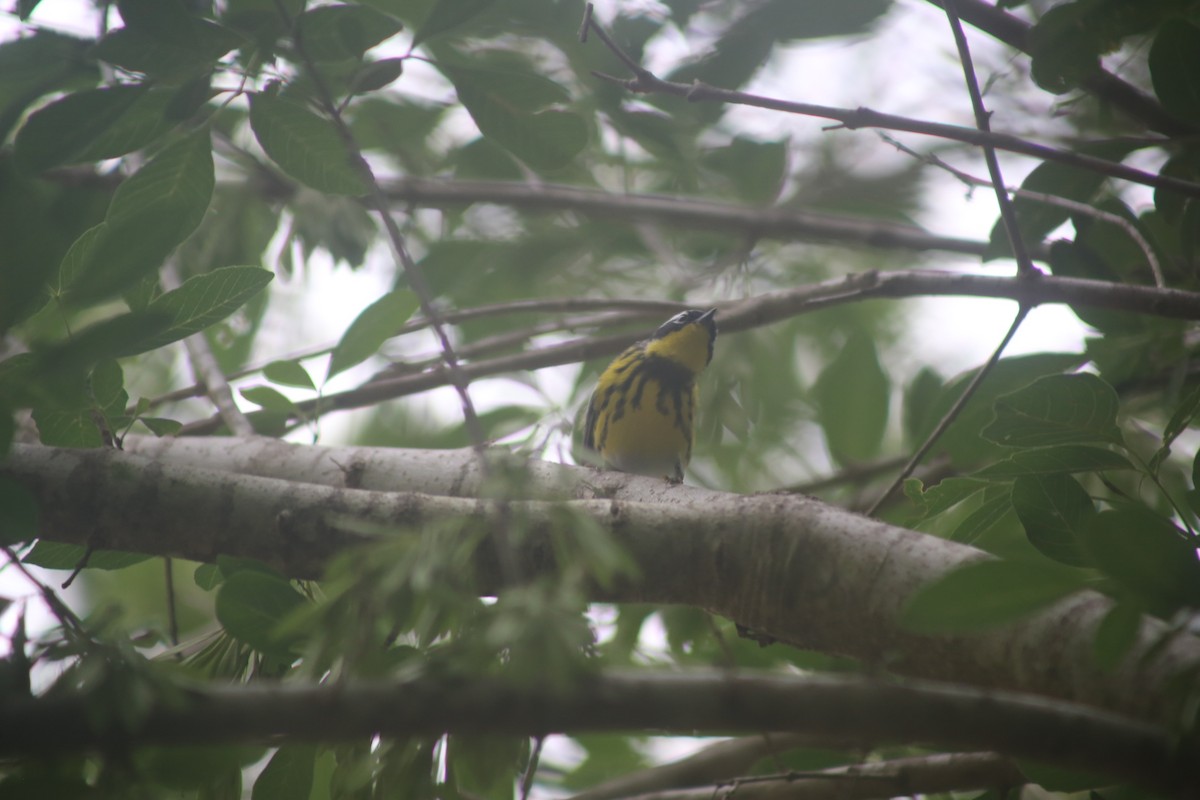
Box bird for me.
[582,308,718,482]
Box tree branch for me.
[7,441,1200,729]
[177,270,1200,435]
[581,10,1200,200]
[0,670,1187,794]
[593,751,1026,800]
[920,0,1198,137]
[381,178,1023,259]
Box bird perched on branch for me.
[582,308,718,482]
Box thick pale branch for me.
[0,671,1187,793]
[178,270,1200,435]
[8,441,1200,730]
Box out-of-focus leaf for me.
[902,558,1089,633]
[1094,601,1142,671]
[60,127,215,303]
[294,4,403,61]
[1011,474,1094,567]
[15,85,148,173]
[1082,508,1200,613]
[0,478,39,546]
[264,360,316,390]
[813,331,889,467]
[24,541,150,570]
[412,0,493,48]
[951,486,1013,545]
[249,92,367,195]
[327,291,419,380]
[1149,21,1200,125]
[215,571,306,657]
[982,374,1123,447]
[252,745,316,800]
[974,445,1134,479]
[445,65,587,172]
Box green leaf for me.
[951,487,1013,544]
[1082,508,1200,613]
[249,92,367,195]
[1094,601,1142,671]
[115,266,275,357]
[327,290,419,380]
[974,445,1134,479]
[215,571,306,657]
[1149,21,1200,125]
[982,374,1123,447]
[14,85,148,172]
[252,745,316,800]
[905,477,991,521]
[983,140,1140,261]
[1163,383,1200,448]
[294,4,404,60]
[23,541,150,570]
[92,19,242,82]
[812,331,889,467]
[194,563,223,590]
[61,127,215,303]
[445,65,586,172]
[264,360,316,390]
[0,477,39,546]
[413,0,493,47]
[239,386,299,413]
[140,417,183,436]
[902,559,1089,633]
[1027,3,1101,94]
[1011,474,1094,567]
[700,137,788,204]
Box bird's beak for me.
[700,308,717,323]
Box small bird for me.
[583,308,718,482]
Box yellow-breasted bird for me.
[583,308,718,482]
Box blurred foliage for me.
[1,0,1200,797]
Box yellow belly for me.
[599,384,695,478]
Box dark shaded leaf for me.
[975,445,1134,479]
[327,290,419,380]
[249,92,367,195]
[1011,474,1095,567]
[813,331,889,467]
[902,559,1089,633]
[983,374,1123,447]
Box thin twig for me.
[942,0,1035,276]
[519,736,544,800]
[163,262,256,436]
[580,12,1200,200]
[866,304,1030,516]
[880,133,1166,287]
[165,557,179,648]
[921,0,1197,137]
[277,1,487,452]
[1,545,87,639]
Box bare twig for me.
[580,11,1200,200]
[942,0,1035,276]
[276,0,487,451]
[880,133,1166,287]
[866,304,1030,516]
[921,0,1198,137]
[163,262,256,437]
[0,545,86,639]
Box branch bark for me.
[0,671,1188,794]
[7,440,1199,731]
[177,270,1200,435]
